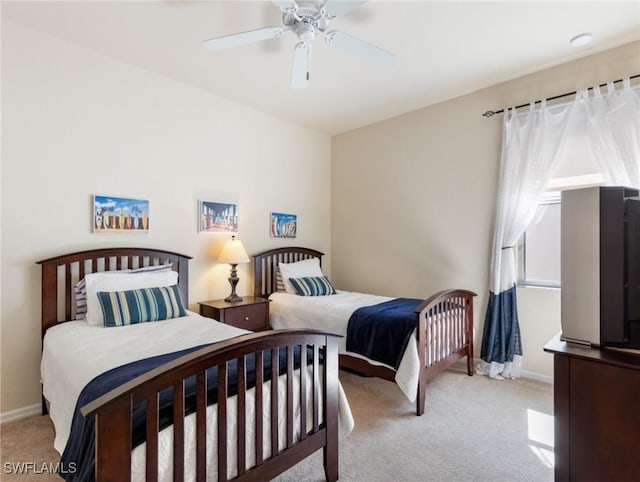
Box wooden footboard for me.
[338,289,475,416]
[81,329,340,482]
[416,289,476,415]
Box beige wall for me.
[2,17,638,416]
[0,20,332,415]
[332,41,640,380]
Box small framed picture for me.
[93,195,149,233]
[199,200,239,233]
[271,212,297,238]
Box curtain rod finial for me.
[482,110,496,118]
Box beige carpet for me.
[1,368,553,481]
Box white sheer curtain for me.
[480,77,640,380]
[478,99,577,379]
[581,78,640,188]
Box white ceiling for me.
[3,1,639,135]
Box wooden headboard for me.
[37,247,192,337]
[253,247,324,298]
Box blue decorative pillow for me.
[289,276,336,296]
[98,284,186,327]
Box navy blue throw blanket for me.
[346,298,423,370]
[61,341,307,481]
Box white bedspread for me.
[269,291,421,402]
[41,312,354,480]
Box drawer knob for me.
[244,316,250,321]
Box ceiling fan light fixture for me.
[570,32,593,47]
[296,22,316,43]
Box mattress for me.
[41,312,354,480]
[269,291,421,401]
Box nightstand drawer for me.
[198,297,270,332]
[223,304,268,331]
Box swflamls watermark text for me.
[3,461,77,475]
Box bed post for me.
[416,314,427,416]
[467,296,475,376]
[94,397,132,481]
[40,260,58,415]
[323,335,339,482]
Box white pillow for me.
[278,257,324,294]
[84,269,178,326]
[74,264,173,320]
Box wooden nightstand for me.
[198,297,270,332]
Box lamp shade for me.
[218,236,250,265]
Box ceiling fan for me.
[202,0,394,89]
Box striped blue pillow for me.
[289,276,336,296]
[98,284,186,327]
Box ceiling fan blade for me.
[323,1,368,17]
[202,27,284,51]
[325,30,394,66]
[291,42,311,89]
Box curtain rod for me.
[481,73,640,118]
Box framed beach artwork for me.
[93,195,149,233]
[199,200,239,233]
[271,212,297,238]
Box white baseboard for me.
[0,403,41,425]
[470,357,553,385]
[520,369,553,385]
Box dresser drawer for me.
[223,303,268,331]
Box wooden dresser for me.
[544,334,640,482]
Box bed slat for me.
[217,363,228,482]
[286,345,294,448]
[64,266,72,320]
[145,395,159,482]
[313,345,320,432]
[255,350,264,466]
[173,381,185,482]
[196,371,207,481]
[236,356,246,476]
[270,348,279,455]
[299,344,307,440]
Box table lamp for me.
[218,235,250,302]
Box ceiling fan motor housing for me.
[283,2,330,44]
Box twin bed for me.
[38,248,353,482]
[253,247,476,417]
[39,246,475,481]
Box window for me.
[519,193,561,288]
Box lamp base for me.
[225,264,242,303]
[224,294,243,303]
